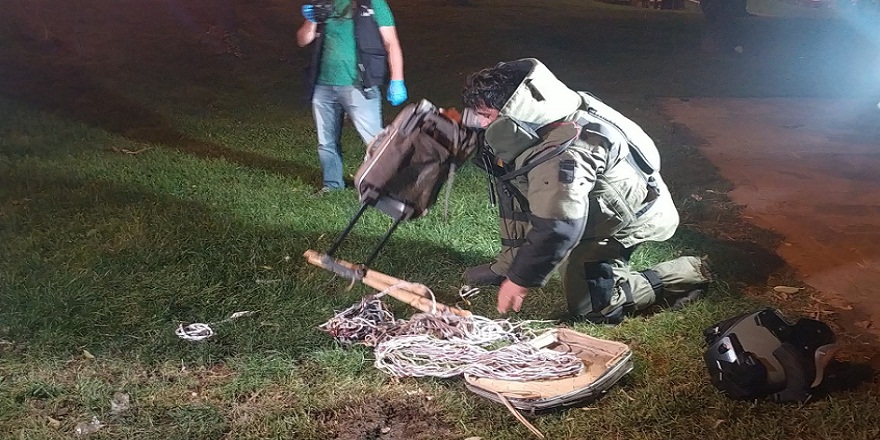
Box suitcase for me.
[355,98,467,221]
[324,99,473,272]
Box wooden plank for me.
[303,249,472,317]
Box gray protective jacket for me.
[484,58,679,288]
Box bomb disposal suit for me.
[474,58,709,323]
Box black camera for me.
[308,0,335,23]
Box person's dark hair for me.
[461,61,530,110]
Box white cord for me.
[176,323,215,341]
[175,311,257,342]
[382,280,437,315]
[374,333,583,380]
[459,285,480,299]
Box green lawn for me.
[1,1,878,439]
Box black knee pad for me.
[575,262,626,325]
[585,262,614,311]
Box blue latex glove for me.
[301,4,316,23]
[386,80,408,106]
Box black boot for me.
[462,264,505,286]
[669,288,705,311]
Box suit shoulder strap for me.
[498,121,581,182]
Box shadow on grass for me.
[0,172,486,363]
[815,359,878,398]
[0,185,314,361]
[0,32,322,187]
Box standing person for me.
[460,58,711,324]
[297,0,407,194]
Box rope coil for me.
[176,323,215,341]
[374,334,583,380]
[175,311,257,342]
[318,289,581,381]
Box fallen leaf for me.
[82,349,95,360]
[110,392,131,414]
[47,416,61,429]
[712,419,725,428]
[74,416,104,436]
[773,286,803,294]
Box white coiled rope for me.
[175,311,257,341]
[373,334,584,380]
[318,285,582,381]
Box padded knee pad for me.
[574,262,626,325]
[585,262,615,312]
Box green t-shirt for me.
[317,0,395,86]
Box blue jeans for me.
[311,85,382,189]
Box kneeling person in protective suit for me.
[460,58,711,324]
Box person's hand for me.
[301,4,316,23]
[497,279,528,314]
[386,80,407,106]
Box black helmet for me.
[703,308,838,403]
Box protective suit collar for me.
[483,58,581,163]
[499,58,581,127]
[483,116,540,164]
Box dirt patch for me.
[314,393,460,440]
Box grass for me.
[1,0,879,439]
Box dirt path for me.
[660,97,880,340]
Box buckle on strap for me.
[620,281,636,314]
[640,269,664,295]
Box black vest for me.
[305,0,388,100]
